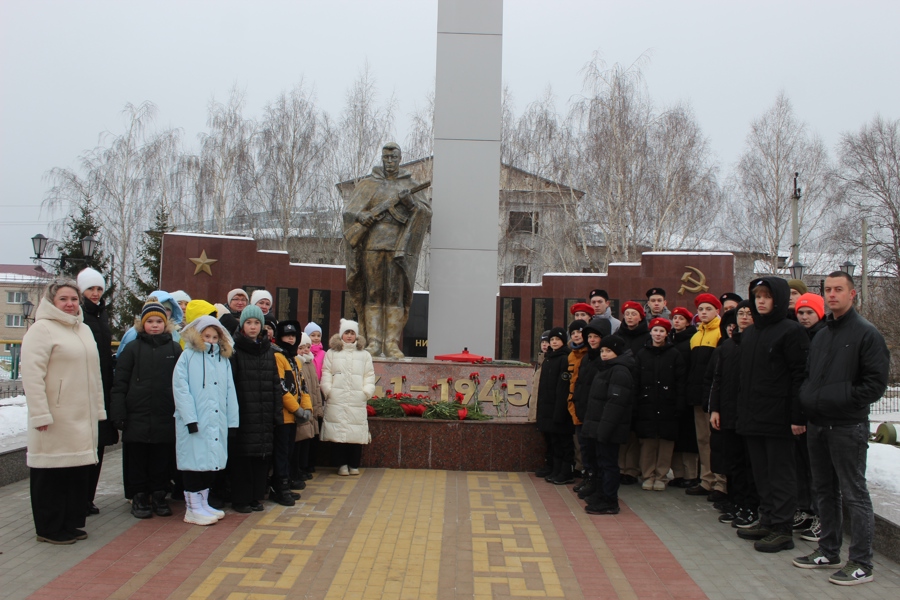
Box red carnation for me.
[366,404,376,417]
[458,408,468,420]
[501,382,508,389]
[455,392,464,402]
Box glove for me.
[294,409,312,424]
[187,422,198,434]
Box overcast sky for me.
[1,0,897,265]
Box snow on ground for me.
[0,395,27,439]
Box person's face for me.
[549,337,564,350]
[281,334,297,346]
[298,344,311,356]
[587,333,601,349]
[242,318,262,339]
[53,286,81,315]
[824,276,857,317]
[256,298,271,314]
[342,330,358,344]
[789,288,802,308]
[648,295,666,314]
[230,294,248,311]
[736,307,753,331]
[671,314,688,331]
[590,296,608,314]
[650,326,668,346]
[570,329,583,345]
[725,323,736,338]
[723,299,739,312]
[265,325,275,340]
[754,288,773,315]
[83,286,103,304]
[797,307,820,329]
[574,311,591,321]
[540,339,550,353]
[623,308,642,328]
[309,331,321,344]
[697,303,718,323]
[202,327,220,345]
[144,315,166,335]
[600,347,617,360]
[177,300,189,313]
[382,149,402,177]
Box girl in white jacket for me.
[319,319,375,476]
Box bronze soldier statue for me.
[343,142,431,358]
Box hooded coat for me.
[634,339,686,440]
[582,353,636,444]
[320,333,376,444]
[230,331,283,457]
[686,316,721,408]
[110,318,182,443]
[173,319,239,472]
[23,295,105,468]
[81,297,119,447]
[736,277,810,437]
[536,345,575,435]
[296,352,323,441]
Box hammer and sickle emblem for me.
[677,266,709,295]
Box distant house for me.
[0,265,48,362]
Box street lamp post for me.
[10,300,34,380]
[30,234,97,270]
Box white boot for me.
[199,489,225,520]
[183,491,217,526]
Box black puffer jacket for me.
[800,307,889,426]
[582,353,636,444]
[617,320,651,355]
[737,277,809,438]
[571,347,602,422]
[230,332,283,457]
[110,331,181,443]
[634,339,686,440]
[670,325,696,369]
[536,346,575,435]
[804,319,826,341]
[686,316,721,408]
[709,332,741,430]
[82,298,119,447]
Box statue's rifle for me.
[345,180,431,248]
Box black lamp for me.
[789,262,805,281]
[839,261,856,277]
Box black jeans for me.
[229,455,270,505]
[594,441,620,504]
[550,432,575,466]
[576,425,597,473]
[718,429,758,510]
[745,435,796,530]
[793,432,815,514]
[273,423,297,479]
[807,422,875,568]
[31,466,89,538]
[182,470,216,493]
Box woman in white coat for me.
[22,279,105,544]
[319,319,375,475]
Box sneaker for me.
[800,516,821,542]
[36,532,76,545]
[338,465,350,476]
[737,524,770,540]
[754,530,795,553]
[250,501,264,512]
[829,561,873,586]
[586,502,620,515]
[577,478,599,499]
[718,510,739,524]
[733,509,760,529]
[642,478,655,491]
[87,502,100,516]
[574,473,593,493]
[231,503,253,514]
[348,468,360,476]
[792,550,842,569]
[792,510,814,531]
[652,480,666,491]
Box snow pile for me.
[0,395,27,438]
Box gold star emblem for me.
[189,250,218,276]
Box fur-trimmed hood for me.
[328,332,367,351]
[181,316,233,357]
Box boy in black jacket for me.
[535,328,575,484]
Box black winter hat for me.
[568,319,589,333]
[599,335,626,357]
[583,319,609,339]
[277,320,300,339]
[540,329,551,341]
[547,327,567,343]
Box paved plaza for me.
[1,449,898,599]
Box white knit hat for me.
[76,268,106,293]
[170,290,191,304]
[251,289,273,306]
[340,318,359,336]
[300,332,312,347]
[227,288,248,304]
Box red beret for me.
[649,317,672,333]
[622,301,645,319]
[671,307,694,321]
[569,302,595,317]
[694,293,722,311]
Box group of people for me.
[21,270,374,543]
[533,276,889,586]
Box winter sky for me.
[1,0,898,265]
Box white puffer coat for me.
[319,334,375,444]
[22,297,105,468]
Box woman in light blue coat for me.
[172,316,238,525]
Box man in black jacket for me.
[735,277,809,553]
[792,272,889,586]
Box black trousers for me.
[273,424,296,479]
[125,442,175,494]
[745,435,796,530]
[794,432,815,514]
[182,470,216,493]
[717,429,758,510]
[31,465,90,538]
[229,455,270,505]
[293,438,312,477]
[334,443,363,469]
[87,446,105,508]
[550,432,575,465]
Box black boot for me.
[543,459,560,483]
[550,463,575,485]
[131,492,153,519]
[269,478,296,507]
[535,460,553,479]
[577,476,599,499]
[574,471,593,493]
[151,491,173,517]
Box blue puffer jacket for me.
[172,317,238,472]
